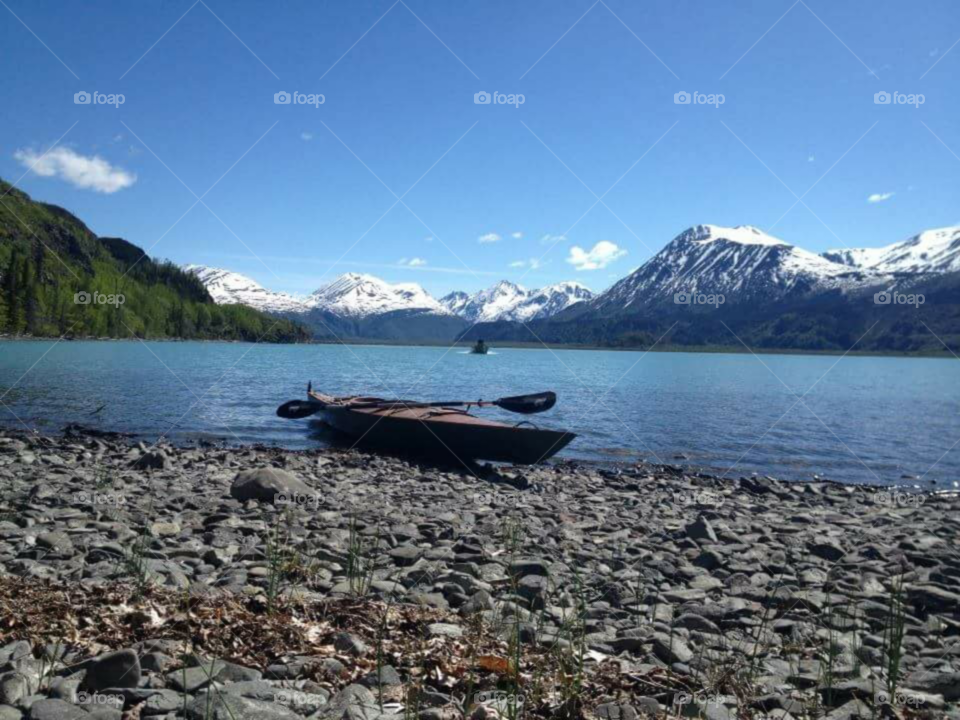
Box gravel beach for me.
[1,426,958,720]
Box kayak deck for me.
[308,391,575,464]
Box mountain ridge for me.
[822,226,960,274]
[0,180,308,343]
[459,223,960,354]
[184,267,595,338]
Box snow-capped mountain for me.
[185,220,958,346]
[305,273,453,319]
[441,281,593,323]
[823,226,960,274]
[506,281,594,321]
[438,291,471,317]
[589,224,876,313]
[183,265,305,313]
[441,281,531,323]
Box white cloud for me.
[566,241,627,271]
[398,257,427,267]
[478,232,501,244]
[807,155,815,163]
[511,231,524,240]
[867,192,895,204]
[14,146,136,193]
[509,257,542,270]
[301,132,313,141]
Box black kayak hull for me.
[322,406,575,465]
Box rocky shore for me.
[0,427,958,720]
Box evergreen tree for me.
[4,250,23,334]
[22,257,41,335]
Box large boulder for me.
[187,691,300,720]
[83,649,141,691]
[229,468,314,504]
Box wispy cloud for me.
[14,146,136,193]
[301,132,314,141]
[509,257,542,270]
[566,241,627,271]
[478,232,501,244]
[867,191,895,204]
[398,257,427,267]
[511,231,524,240]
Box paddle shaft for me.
[278,390,556,419]
[337,391,555,414]
[344,399,490,410]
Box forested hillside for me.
[0,180,309,343]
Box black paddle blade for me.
[276,400,323,420]
[495,391,557,414]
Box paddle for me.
[276,399,325,419]
[276,391,557,420]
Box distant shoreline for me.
[0,334,952,359]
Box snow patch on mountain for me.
[506,281,594,321]
[441,281,529,323]
[438,291,471,317]
[183,265,305,313]
[440,281,593,323]
[692,224,788,247]
[823,226,960,274]
[305,273,453,318]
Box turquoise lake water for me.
[0,340,957,487]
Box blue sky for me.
[2,0,958,296]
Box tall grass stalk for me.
[346,515,381,596]
[881,570,908,697]
[123,521,151,600]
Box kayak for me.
[306,391,576,464]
